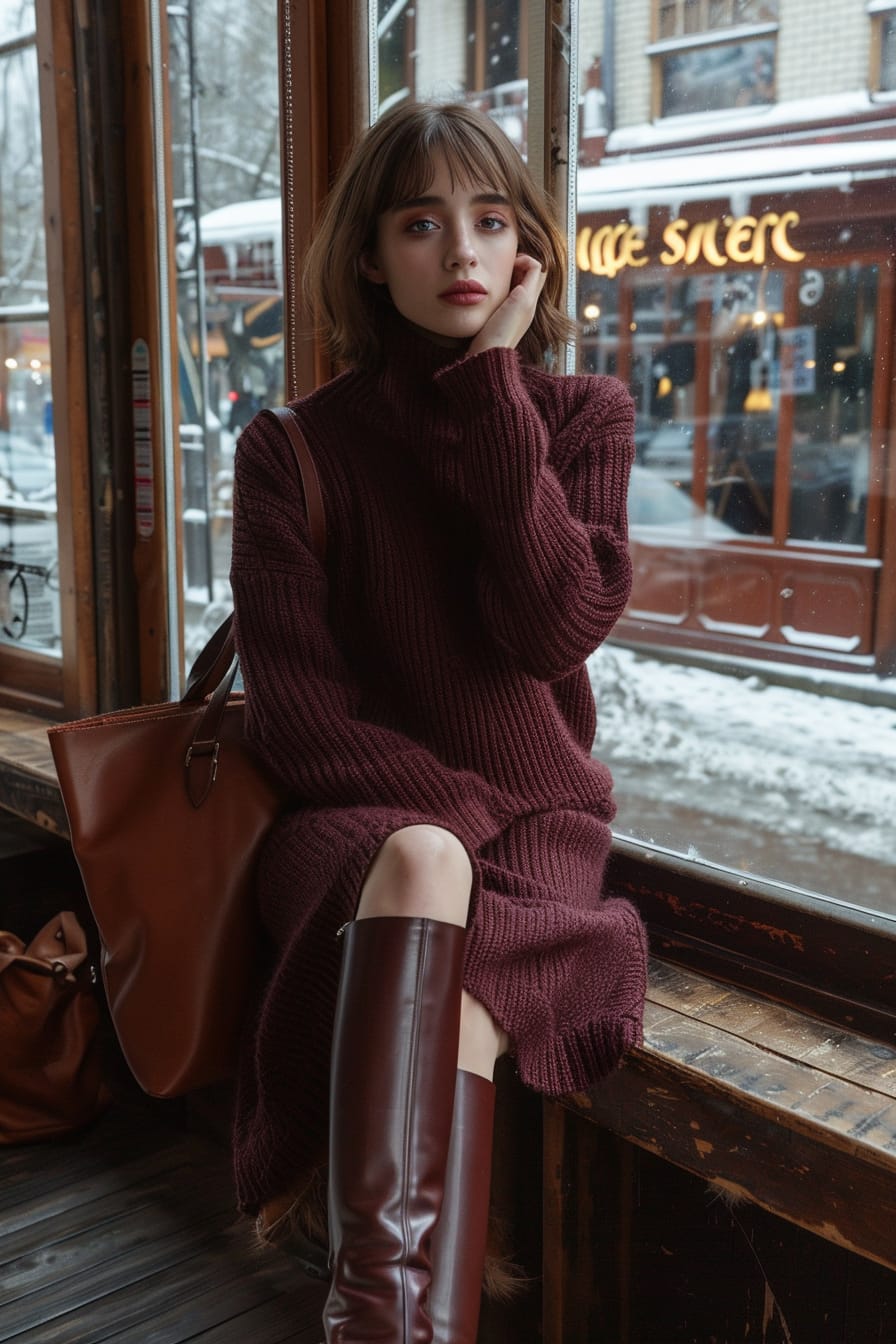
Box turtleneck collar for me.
[345,306,473,442]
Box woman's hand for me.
[468,254,547,356]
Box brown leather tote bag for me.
[47,409,325,1098]
[0,911,110,1143]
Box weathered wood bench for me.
[543,956,896,1339]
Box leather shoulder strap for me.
[183,405,327,703]
[264,406,327,565]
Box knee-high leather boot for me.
[323,915,465,1343]
[428,1070,496,1344]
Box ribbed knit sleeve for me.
[229,417,511,853]
[432,351,634,680]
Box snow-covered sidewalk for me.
[588,644,896,915]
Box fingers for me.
[468,254,546,356]
[512,252,547,296]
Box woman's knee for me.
[356,825,473,924]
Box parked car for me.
[640,421,695,484]
[628,464,736,540]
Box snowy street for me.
[589,644,896,917]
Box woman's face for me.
[361,151,521,345]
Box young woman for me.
[230,100,647,1343]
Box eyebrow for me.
[390,191,511,212]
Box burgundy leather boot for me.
[428,1070,496,1343]
[323,915,465,1343]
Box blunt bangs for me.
[371,114,518,221]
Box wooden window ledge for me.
[547,958,896,1274]
[0,710,67,836]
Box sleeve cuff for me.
[433,345,527,417]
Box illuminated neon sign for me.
[576,210,806,277]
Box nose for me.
[444,221,477,269]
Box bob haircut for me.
[302,101,574,370]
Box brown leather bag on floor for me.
[0,910,110,1144]
[47,408,325,1099]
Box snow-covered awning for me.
[199,197,281,244]
[578,139,896,215]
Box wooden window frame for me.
[655,0,779,39]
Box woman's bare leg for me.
[355,823,472,925]
[356,824,509,1075]
[459,990,509,1078]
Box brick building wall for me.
[414,0,468,100]
[777,0,869,101]
[611,0,653,128]
[603,0,872,132]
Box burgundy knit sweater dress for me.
[229,318,648,1214]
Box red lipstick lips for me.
[439,280,488,304]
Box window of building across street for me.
[650,0,780,118]
[871,2,896,91]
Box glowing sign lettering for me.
[577,210,805,275]
[575,222,648,278]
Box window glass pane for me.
[788,264,876,547]
[735,0,779,23]
[0,46,43,307]
[378,0,413,106]
[658,0,779,38]
[659,1,678,39]
[708,269,782,537]
[577,6,895,914]
[881,15,896,92]
[378,0,527,157]
[480,0,522,88]
[165,0,282,670]
[0,20,60,656]
[0,2,32,43]
[661,38,775,117]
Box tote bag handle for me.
[183,407,326,705]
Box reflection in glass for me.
[377,0,527,156]
[578,279,620,378]
[631,277,698,483]
[0,17,60,655]
[882,16,896,92]
[0,37,43,308]
[707,269,782,536]
[0,0,33,44]
[661,39,775,118]
[788,265,876,547]
[378,0,414,110]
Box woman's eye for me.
[478,215,507,231]
[406,218,438,234]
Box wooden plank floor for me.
[0,1098,327,1343]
